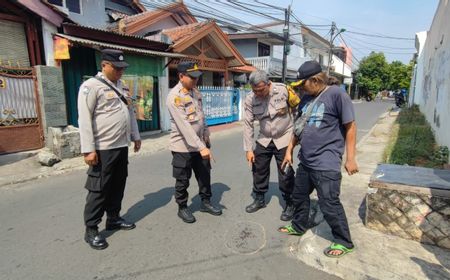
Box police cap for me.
[177,61,202,78]
[101,49,129,68]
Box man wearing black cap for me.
[166,61,222,223]
[279,60,358,258]
[78,49,141,250]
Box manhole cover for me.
[225,221,266,255]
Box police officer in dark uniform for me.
[166,61,222,223]
[78,49,141,250]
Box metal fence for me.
[199,86,241,126]
[0,68,38,126]
[0,66,43,153]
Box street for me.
[0,100,393,280]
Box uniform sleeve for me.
[243,94,254,151]
[203,119,210,138]
[167,95,206,151]
[77,83,97,153]
[200,96,210,138]
[338,90,355,125]
[129,106,141,141]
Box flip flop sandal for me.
[323,243,354,258]
[277,225,305,236]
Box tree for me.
[356,52,389,93]
[355,52,414,96]
[387,60,413,90]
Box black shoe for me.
[105,217,136,231]
[280,201,295,221]
[84,227,108,250]
[245,195,266,213]
[178,206,196,223]
[200,200,222,216]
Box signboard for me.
[54,37,70,60]
[344,77,353,84]
[122,75,154,121]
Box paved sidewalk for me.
[0,122,243,187]
[286,111,450,280]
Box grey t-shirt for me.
[297,85,355,171]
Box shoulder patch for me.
[82,86,90,95]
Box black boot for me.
[84,227,108,250]
[200,199,222,216]
[178,205,196,223]
[280,200,295,221]
[245,194,266,213]
[105,216,136,231]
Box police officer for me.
[167,61,222,223]
[78,49,141,250]
[243,70,299,221]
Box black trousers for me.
[83,147,128,228]
[252,141,294,200]
[291,164,354,249]
[171,151,212,207]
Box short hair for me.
[249,70,269,86]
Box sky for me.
[286,0,439,64]
[146,0,439,66]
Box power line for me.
[346,30,414,41]
[343,33,415,50]
[338,33,360,65]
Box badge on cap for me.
[119,55,124,61]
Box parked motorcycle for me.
[394,90,406,107]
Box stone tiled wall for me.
[366,188,450,249]
[35,65,68,139]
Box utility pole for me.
[327,21,336,76]
[281,5,290,83]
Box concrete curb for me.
[292,110,450,280]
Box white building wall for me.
[331,55,352,78]
[41,19,57,67]
[415,0,450,149]
[410,31,428,106]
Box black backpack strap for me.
[94,76,128,105]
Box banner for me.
[53,37,70,60]
[122,75,154,121]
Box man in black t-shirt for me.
[279,61,358,258]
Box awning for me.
[55,33,186,58]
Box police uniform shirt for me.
[167,82,210,153]
[243,82,293,151]
[77,72,140,153]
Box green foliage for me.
[356,52,414,92]
[383,106,447,168]
[356,52,389,92]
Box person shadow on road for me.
[100,186,174,238]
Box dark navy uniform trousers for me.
[171,151,212,206]
[252,141,295,200]
[84,147,128,228]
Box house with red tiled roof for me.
[113,1,255,129]
[114,1,254,88]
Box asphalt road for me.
[0,100,393,280]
